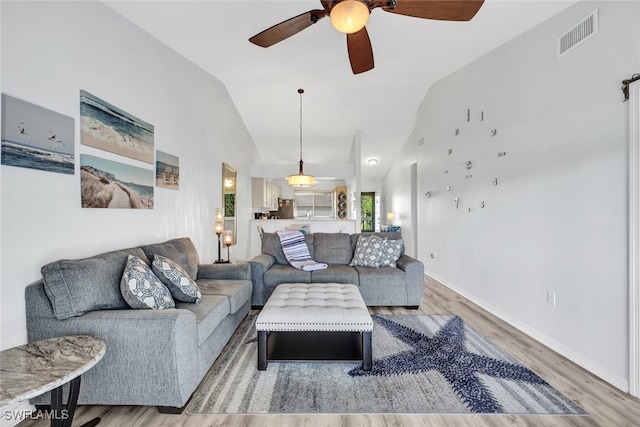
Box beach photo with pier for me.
[80,154,154,209]
[1,93,75,174]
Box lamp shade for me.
[287,173,315,188]
[223,230,234,246]
[386,212,395,221]
[330,0,370,34]
[214,208,224,234]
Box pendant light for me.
[288,88,315,188]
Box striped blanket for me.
[276,230,328,271]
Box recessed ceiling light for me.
[368,158,377,166]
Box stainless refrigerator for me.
[271,198,294,219]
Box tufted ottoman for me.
[256,283,373,371]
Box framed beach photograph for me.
[80,154,154,209]
[1,93,75,174]
[155,150,179,190]
[80,90,154,164]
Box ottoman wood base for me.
[257,330,372,370]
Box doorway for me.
[361,192,375,232]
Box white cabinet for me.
[252,178,281,210]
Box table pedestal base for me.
[46,377,100,427]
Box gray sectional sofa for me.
[248,232,424,307]
[24,237,251,411]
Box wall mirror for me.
[222,163,237,245]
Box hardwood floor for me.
[19,276,640,426]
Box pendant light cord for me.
[298,88,304,174]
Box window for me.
[294,190,335,219]
[361,192,375,232]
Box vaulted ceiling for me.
[106,0,577,183]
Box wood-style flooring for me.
[18,276,640,426]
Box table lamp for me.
[223,230,234,263]
[214,208,225,263]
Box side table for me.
[0,335,106,427]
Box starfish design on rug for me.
[348,315,549,413]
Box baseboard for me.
[425,272,630,393]
[0,401,36,427]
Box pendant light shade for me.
[288,88,315,188]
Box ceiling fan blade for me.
[381,0,484,21]
[249,9,327,47]
[347,27,374,74]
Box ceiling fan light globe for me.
[330,0,370,34]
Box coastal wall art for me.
[79,90,154,164]
[155,150,179,190]
[80,154,154,209]
[1,93,75,174]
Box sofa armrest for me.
[197,261,250,280]
[26,308,199,407]
[247,254,276,306]
[396,254,425,306]
[248,254,275,280]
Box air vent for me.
[557,9,599,58]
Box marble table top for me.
[0,335,106,407]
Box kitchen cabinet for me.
[252,178,281,210]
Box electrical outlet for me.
[547,290,556,306]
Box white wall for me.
[413,0,639,390]
[0,1,260,350]
[381,128,418,257]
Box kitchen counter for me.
[250,219,357,257]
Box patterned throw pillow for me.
[152,254,202,303]
[349,235,387,268]
[379,238,404,268]
[120,255,175,310]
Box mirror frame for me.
[222,163,237,245]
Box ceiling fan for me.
[249,0,485,74]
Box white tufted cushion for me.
[256,283,373,332]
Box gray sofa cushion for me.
[263,264,311,287]
[176,295,229,346]
[310,265,359,284]
[196,279,252,314]
[262,232,314,265]
[313,233,353,264]
[41,247,148,320]
[141,237,199,280]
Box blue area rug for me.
[187,315,586,415]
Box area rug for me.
[187,315,586,415]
